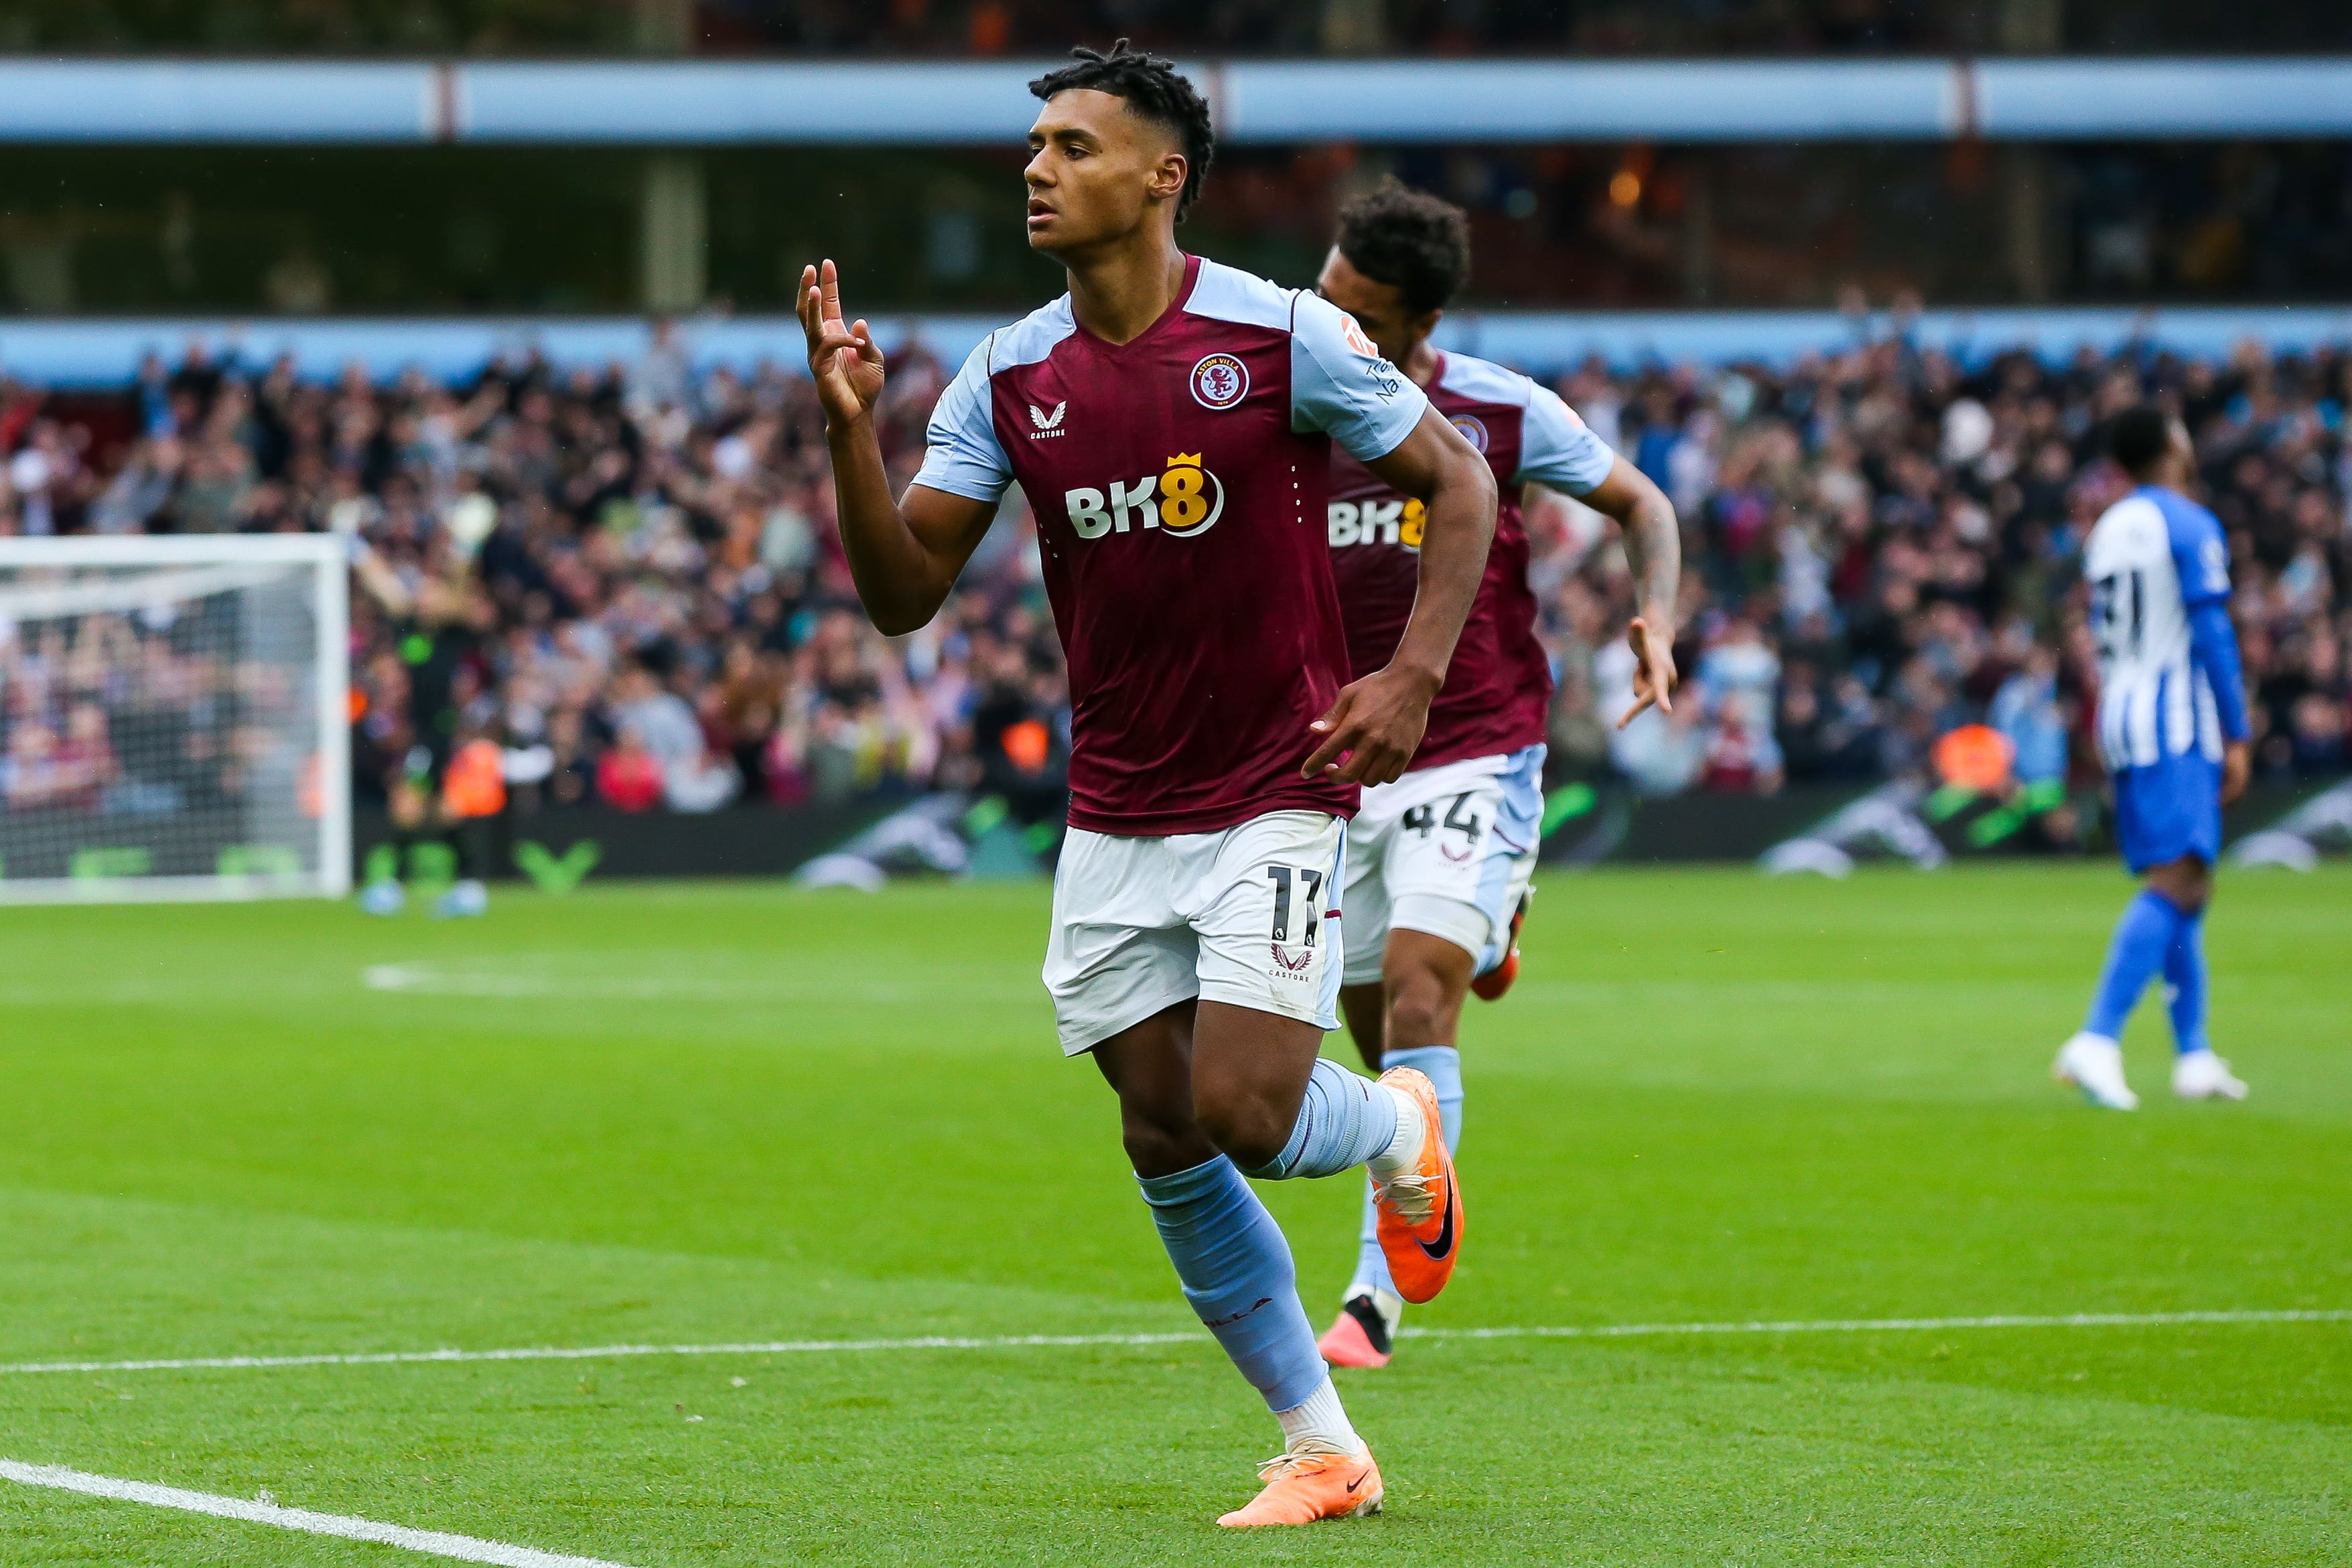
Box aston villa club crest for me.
[1190,353,1249,410]
[1450,414,1489,453]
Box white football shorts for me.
[1339,743,1544,987]
[1043,809,1346,1056]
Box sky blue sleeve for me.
[1288,291,1429,462]
[910,336,1012,504]
[1515,382,1617,497]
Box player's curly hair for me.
[1029,40,1216,220]
[1335,178,1472,317]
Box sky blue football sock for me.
[1349,1180,1397,1303]
[1135,1155,1326,1412]
[2162,903,2211,1056]
[1383,1045,1464,1150]
[1347,1045,1463,1301]
[1242,1056,1402,1182]
[2085,888,2185,1040]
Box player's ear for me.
[1148,151,1188,208]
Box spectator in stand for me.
[606,660,702,778]
[52,702,120,810]
[596,725,665,812]
[1,721,63,809]
[970,641,1070,831]
[1991,646,2070,790]
[1702,689,1785,794]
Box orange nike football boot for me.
[1216,1447,1383,1527]
[1372,1066,1463,1304]
[1470,892,1529,1001]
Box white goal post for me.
[0,534,350,903]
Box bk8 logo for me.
[1064,453,1226,541]
[1327,496,1426,550]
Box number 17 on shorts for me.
[1263,860,1329,977]
[1043,810,1348,1054]
[1213,811,1347,1030]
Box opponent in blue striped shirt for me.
[2053,406,2252,1109]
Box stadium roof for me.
[0,57,2348,143]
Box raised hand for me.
[1616,616,1679,729]
[797,259,886,429]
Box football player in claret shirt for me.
[1307,182,1682,1368]
[797,43,1499,1526]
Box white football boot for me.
[2172,1050,2248,1102]
[2052,1032,2139,1111]
[433,879,490,919]
[358,879,406,917]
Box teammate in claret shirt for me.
[1308,182,1683,1371]
[797,43,1501,1528]
[2051,406,2253,1110]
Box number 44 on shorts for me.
[1401,793,1484,842]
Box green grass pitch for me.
[0,864,2346,1565]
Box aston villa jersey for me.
[914,254,1431,836]
[1328,351,1614,771]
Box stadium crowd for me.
[0,323,2345,823]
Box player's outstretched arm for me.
[799,260,996,635]
[1579,455,1683,727]
[1304,407,1497,786]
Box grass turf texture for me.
[0,865,2346,1566]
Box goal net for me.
[0,536,350,902]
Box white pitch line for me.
[0,1459,638,1568]
[0,1331,1204,1376]
[0,1310,2342,1379]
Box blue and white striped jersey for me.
[2082,484,2233,770]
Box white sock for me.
[1363,1084,1423,1183]
[1274,1374,1363,1457]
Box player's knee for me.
[1119,1121,1193,1176]
[2150,855,2213,912]
[1385,993,1446,1050]
[1190,1086,1290,1172]
[1117,1100,1208,1178]
[1383,963,1460,1048]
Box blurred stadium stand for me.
[0,13,2343,848]
[3,326,2343,834]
